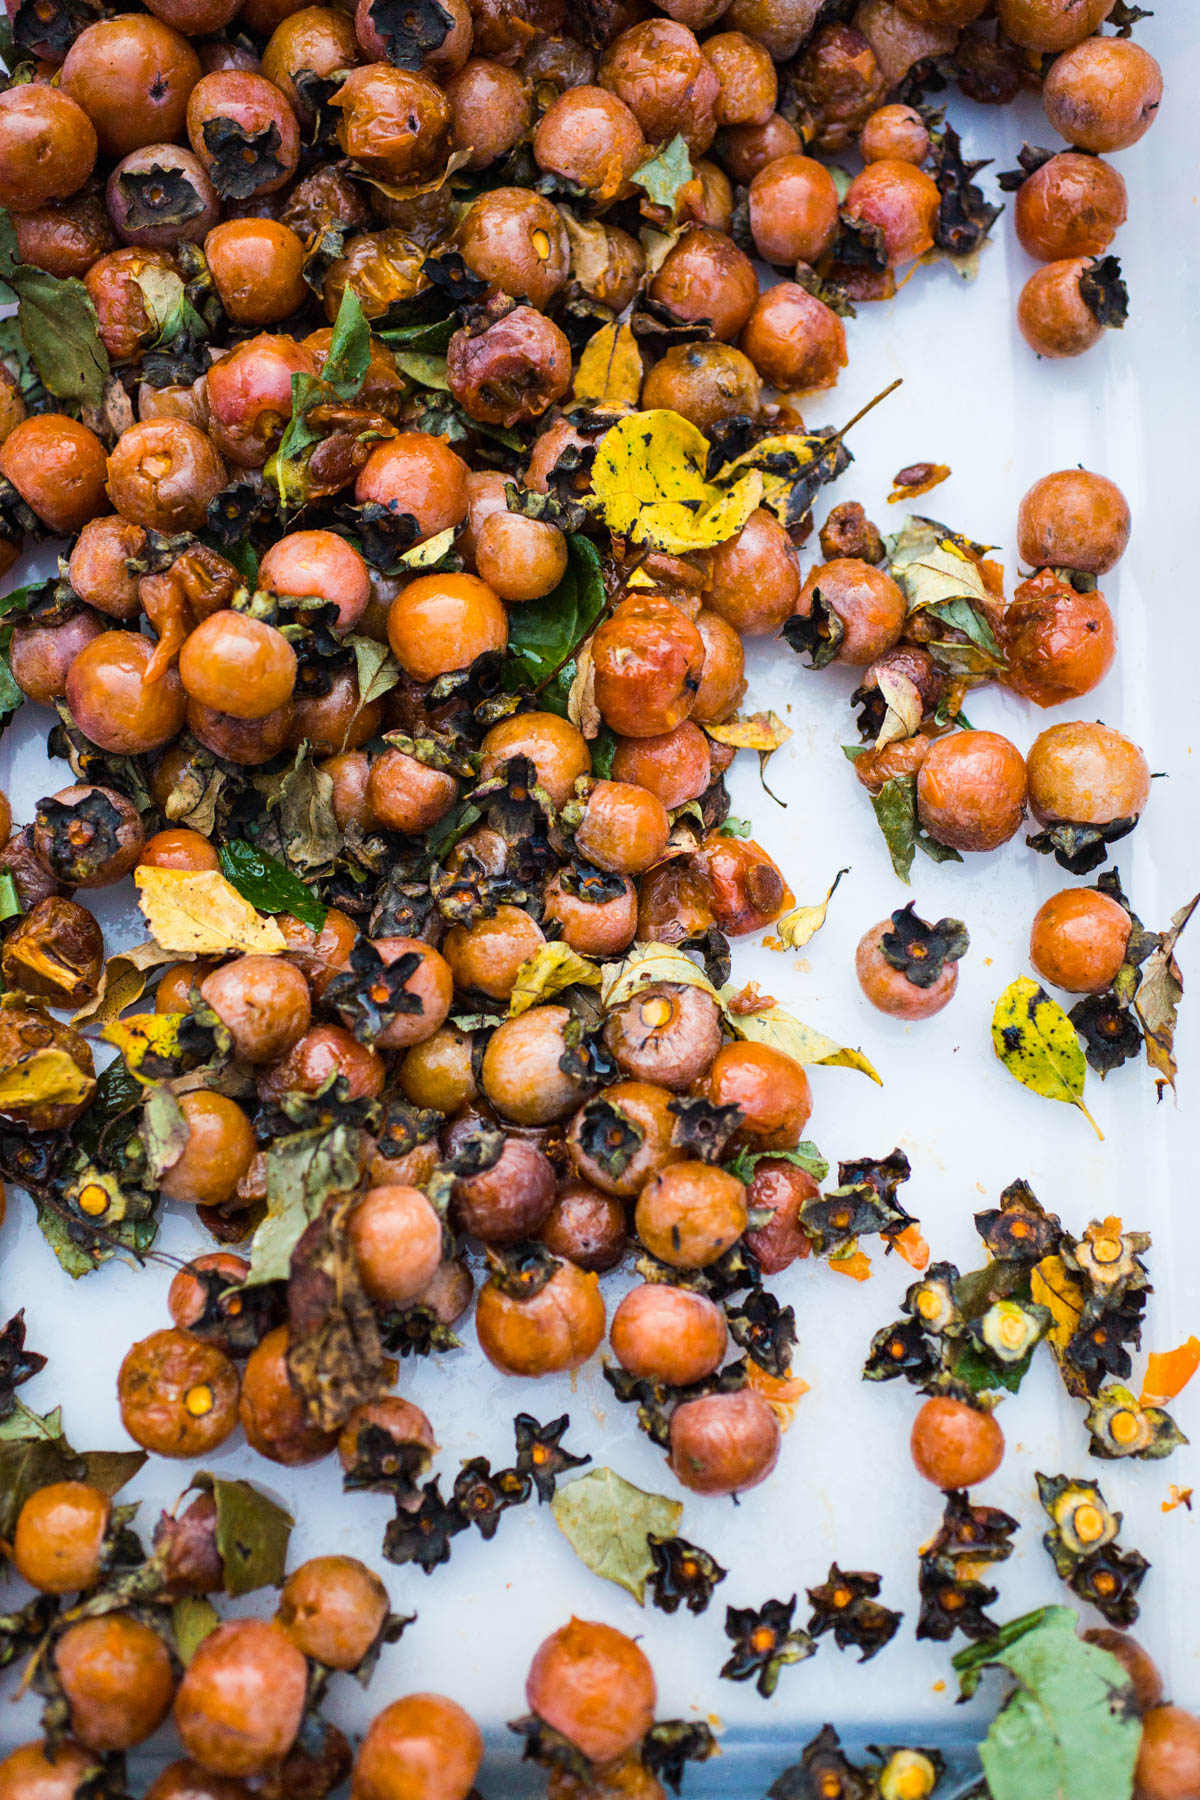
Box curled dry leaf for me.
[1134,892,1199,1098]
[992,977,1101,1139]
[572,321,643,414]
[550,1465,683,1604]
[566,641,600,740]
[873,668,923,749]
[771,868,849,952]
[135,867,288,957]
[71,940,186,1031]
[703,711,793,756]
[717,985,881,1084]
[509,942,602,1017]
[887,515,993,611]
[588,410,763,554]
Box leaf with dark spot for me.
[191,1471,294,1596]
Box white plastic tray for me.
[1,15,1197,1788]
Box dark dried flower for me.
[806,1565,902,1662]
[915,1562,999,1643]
[1026,815,1136,876]
[507,1713,592,1781]
[342,1421,432,1505]
[768,1724,874,1800]
[864,1316,941,1385]
[0,1312,46,1421]
[974,1179,1063,1263]
[646,1535,726,1616]
[487,1241,561,1300]
[641,1720,718,1794]
[450,1458,531,1540]
[724,1289,797,1379]
[931,122,1001,257]
[667,1097,743,1163]
[721,1596,816,1697]
[782,589,844,669]
[513,1412,590,1502]
[201,115,285,200]
[1070,992,1143,1076]
[326,937,425,1043]
[33,790,125,887]
[879,903,969,989]
[573,1096,645,1180]
[926,1490,1019,1566]
[376,1304,462,1359]
[382,1478,470,1573]
[1068,1543,1149,1627]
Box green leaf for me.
[379,313,457,352]
[992,977,1100,1138]
[218,838,326,932]
[0,1401,145,1564]
[724,1142,829,1185]
[868,774,962,884]
[194,1471,294,1596]
[0,871,20,922]
[245,1122,363,1287]
[392,350,450,390]
[172,1595,220,1665]
[503,534,606,714]
[951,1341,1033,1397]
[591,725,617,780]
[0,314,47,409]
[551,1466,683,1603]
[953,1607,1140,1800]
[267,286,370,511]
[632,134,694,211]
[349,635,401,712]
[0,208,110,411]
[323,286,371,393]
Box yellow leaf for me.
[0,1048,95,1112]
[887,515,993,611]
[718,989,882,1083]
[510,942,602,1017]
[772,868,848,952]
[588,411,762,554]
[71,941,187,1030]
[135,868,287,958]
[601,941,719,1013]
[398,526,457,569]
[572,321,643,413]
[102,1011,192,1082]
[1030,1255,1086,1356]
[992,975,1101,1138]
[703,711,793,754]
